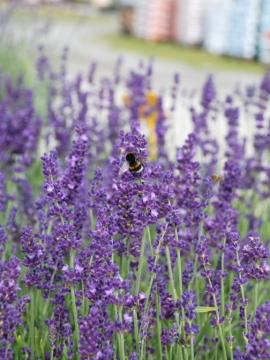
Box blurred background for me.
[0,0,268,87]
[120,0,270,63]
[8,0,270,62]
[0,0,269,155]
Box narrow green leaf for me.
[14,332,21,345]
[195,318,209,351]
[40,339,45,360]
[195,306,216,313]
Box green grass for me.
[105,33,268,73]
[9,4,111,24]
[0,42,33,82]
[0,41,49,116]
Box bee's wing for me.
[119,162,130,176]
[136,155,147,163]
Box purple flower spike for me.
[181,290,198,322]
[79,306,114,359]
[0,257,29,358]
[183,260,194,284]
[0,172,8,212]
[21,226,44,268]
[0,74,41,167]
[41,149,59,178]
[201,75,216,110]
[242,237,268,263]
[0,225,8,254]
[236,300,270,359]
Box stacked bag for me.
[133,0,175,41]
[127,0,270,63]
[203,0,232,55]
[225,0,260,59]
[174,0,207,46]
[258,0,270,63]
[204,0,260,59]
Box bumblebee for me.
[211,174,224,183]
[119,152,144,176]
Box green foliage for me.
[105,34,267,73]
[0,42,32,83]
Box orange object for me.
[122,91,163,160]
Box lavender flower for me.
[78,306,114,359]
[0,74,41,167]
[0,225,8,254]
[235,300,270,359]
[201,75,216,110]
[0,257,29,358]
[0,172,7,212]
[1,45,270,360]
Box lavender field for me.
[0,23,270,359]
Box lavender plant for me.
[0,51,269,360]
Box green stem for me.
[221,236,226,318]
[190,330,194,360]
[229,320,233,360]
[90,208,95,230]
[143,228,166,313]
[47,219,53,235]
[165,246,180,328]
[30,288,35,360]
[133,309,139,353]
[218,326,227,360]
[70,250,79,358]
[123,235,130,279]
[114,304,120,359]
[146,226,154,256]
[176,247,185,344]
[183,348,189,360]
[50,348,54,360]
[169,346,172,360]
[140,227,167,357]
[40,339,45,360]
[215,328,218,360]
[176,253,183,298]
[135,229,147,295]
[254,281,258,316]
[34,328,39,358]
[5,344,10,359]
[241,292,248,337]
[82,282,85,317]
[155,291,162,360]
[118,306,125,360]
[205,270,227,360]
[16,334,22,360]
[112,237,114,263]
[193,253,200,326]
[165,246,177,302]
[230,346,234,360]
[236,250,248,336]
[139,338,145,360]
[176,346,183,360]
[143,275,155,316]
[71,286,79,358]
[43,267,57,318]
[228,313,234,360]
[89,255,93,266]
